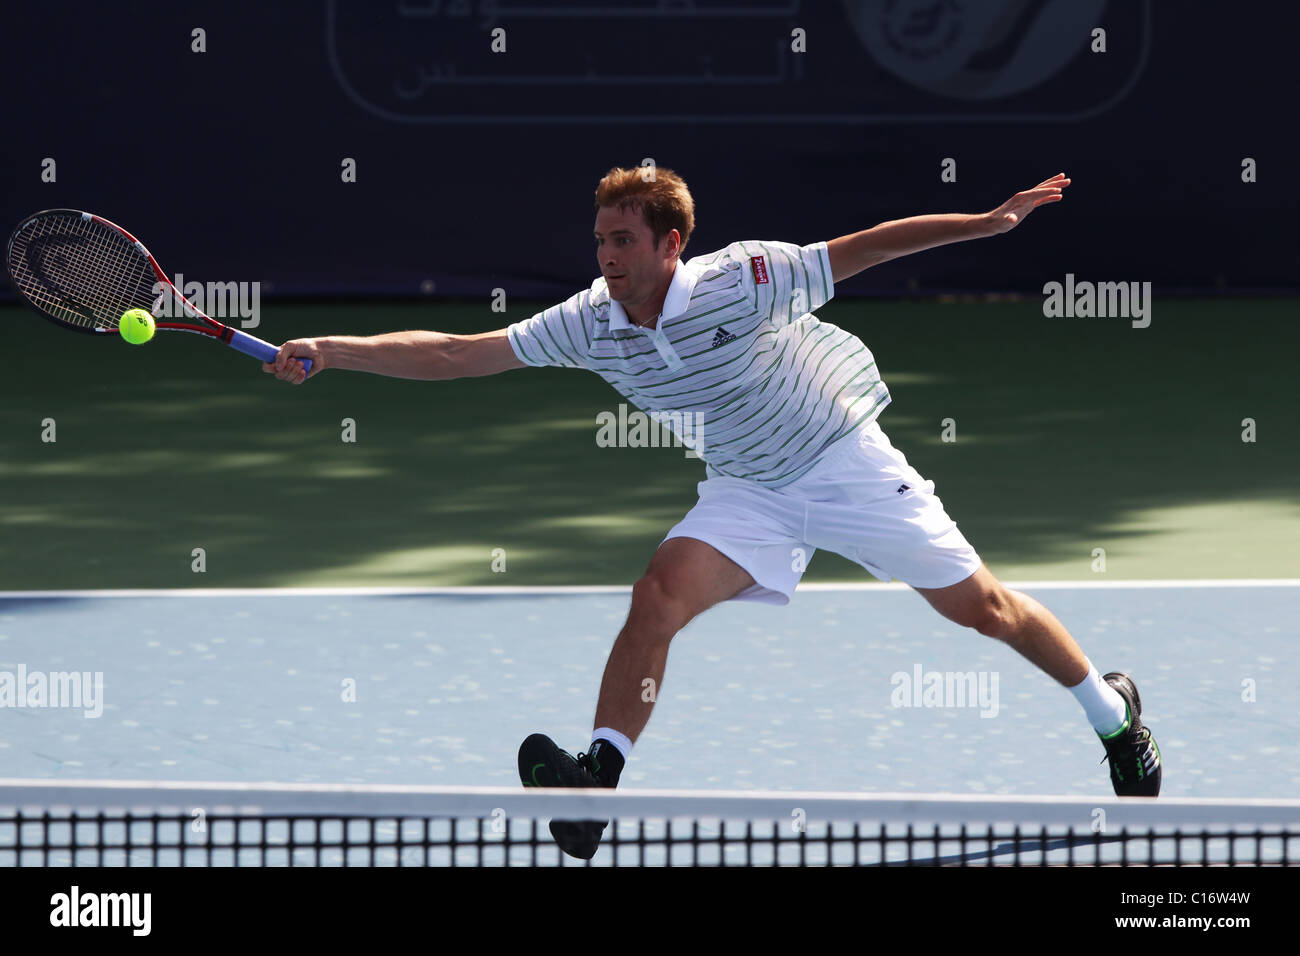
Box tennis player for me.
[267,166,1161,860]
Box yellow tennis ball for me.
[119,308,156,344]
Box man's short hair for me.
[594,166,696,257]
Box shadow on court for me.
[1,298,1296,589]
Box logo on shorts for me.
[711,327,737,348]
[750,255,769,285]
[897,483,911,494]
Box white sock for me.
[1069,663,1129,736]
[591,727,632,759]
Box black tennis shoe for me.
[518,733,612,860]
[1098,672,1162,797]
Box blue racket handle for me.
[228,328,314,375]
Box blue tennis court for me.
[2,582,1295,798]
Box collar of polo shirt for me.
[606,259,700,333]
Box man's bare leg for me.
[593,536,756,742]
[518,537,756,859]
[914,563,1088,685]
[914,562,1162,797]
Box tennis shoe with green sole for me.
[1098,672,1162,797]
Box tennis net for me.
[1,779,1297,867]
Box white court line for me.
[0,580,1297,599]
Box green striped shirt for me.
[507,239,891,486]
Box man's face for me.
[594,203,676,305]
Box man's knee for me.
[627,571,696,641]
[956,587,1018,639]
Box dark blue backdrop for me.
[2,1,1295,300]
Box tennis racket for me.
[5,208,310,373]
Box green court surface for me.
[2,298,1296,589]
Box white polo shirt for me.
[507,239,891,487]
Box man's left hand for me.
[984,173,1070,235]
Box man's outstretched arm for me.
[826,173,1070,284]
[263,328,524,384]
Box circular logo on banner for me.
[844,0,1106,100]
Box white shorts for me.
[664,422,981,604]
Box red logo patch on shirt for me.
[750,255,769,285]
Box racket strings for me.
[8,214,160,332]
